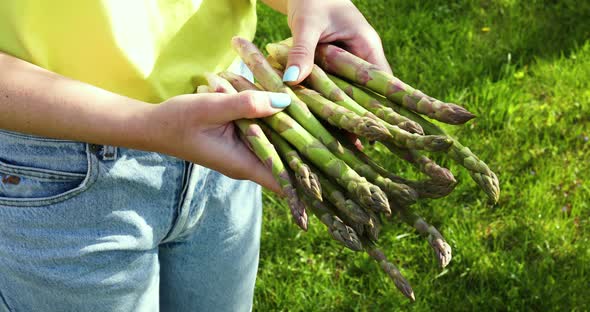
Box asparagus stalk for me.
[298,189,363,252]
[353,148,457,199]
[382,141,457,184]
[219,71,262,92]
[293,74,452,152]
[195,85,213,94]
[265,43,450,151]
[220,69,388,213]
[326,73,424,134]
[266,42,423,134]
[315,171,372,226]
[397,207,452,268]
[364,209,382,242]
[202,74,309,230]
[291,86,392,141]
[231,37,415,209]
[235,119,309,231]
[221,72,417,210]
[364,241,415,301]
[386,103,500,203]
[204,72,237,93]
[262,110,390,214]
[315,44,475,125]
[257,123,323,201]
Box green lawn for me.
[253,1,590,310]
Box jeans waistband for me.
[0,129,118,162]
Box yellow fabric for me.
[0,0,257,103]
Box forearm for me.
[260,0,287,14]
[0,52,156,150]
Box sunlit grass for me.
[253,1,589,310]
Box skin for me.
[0,0,390,194]
[261,0,393,83]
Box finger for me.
[284,15,322,85]
[236,143,283,194]
[198,90,291,124]
[199,131,283,194]
[345,31,393,74]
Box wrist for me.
[113,99,164,153]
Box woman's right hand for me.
[146,90,291,194]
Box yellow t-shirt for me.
[0,0,257,103]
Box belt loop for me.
[100,145,118,161]
[89,144,118,161]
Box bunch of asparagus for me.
[197,37,499,301]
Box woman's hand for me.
[269,0,393,84]
[147,91,291,194]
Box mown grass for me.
[253,1,590,310]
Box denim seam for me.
[0,288,13,312]
[161,162,195,243]
[0,144,100,207]
[0,161,87,180]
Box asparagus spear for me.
[231,37,415,209]
[266,42,423,134]
[364,209,382,242]
[364,241,415,301]
[223,70,413,211]
[352,147,457,199]
[326,73,424,134]
[235,119,309,231]
[315,170,372,226]
[201,74,309,230]
[293,78,452,152]
[298,189,363,252]
[262,110,388,214]
[315,44,475,125]
[382,141,457,185]
[396,207,452,268]
[291,86,392,141]
[195,85,213,94]
[385,103,500,203]
[257,123,323,202]
[265,43,451,151]
[220,69,388,213]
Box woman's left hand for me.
[279,0,393,84]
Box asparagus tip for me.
[446,104,477,125]
[294,171,323,202]
[471,171,500,203]
[358,117,393,141]
[398,120,424,135]
[429,236,452,268]
[394,277,416,302]
[330,218,363,251]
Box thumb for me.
[202,90,292,124]
[283,19,321,85]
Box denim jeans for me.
[0,128,262,311]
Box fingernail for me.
[268,92,291,108]
[282,66,300,82]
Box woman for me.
[0,0,392,311]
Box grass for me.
[253,1,590,310]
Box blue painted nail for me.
[269,92,291,108]
[282,66,300,82]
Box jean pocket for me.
[0,130,99,207]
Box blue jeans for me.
[0,129,262,312]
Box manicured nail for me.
[282,66,300,82]
[268,92,291,108]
